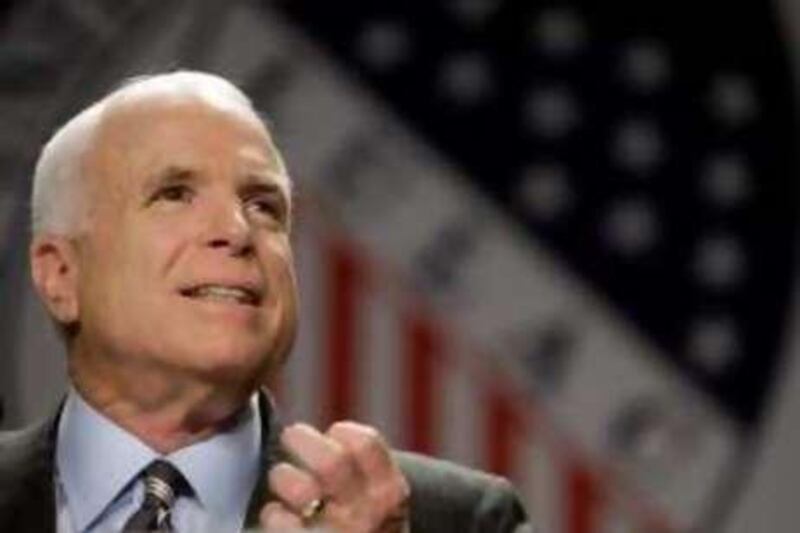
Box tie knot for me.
[143,460,187,507]
[123,460,189,532]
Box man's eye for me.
[245,197,281,218]
[153,185,193,203]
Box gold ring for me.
[300,497,326,523]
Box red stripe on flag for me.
[565,461,601,533]
[403,311,440,455]
[324,240,361,424]
[485,385,522,478]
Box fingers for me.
[280,423,365,502]
[326,422,410,515]
[268,462,323,515]
[259,501,303,530]
[326,422,396,482]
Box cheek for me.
[123,220,194,288]
[261,241,298,311]
[92,224,187,312]
[259,243,298,366]
[143,217,194,277]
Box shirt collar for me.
[56,388,262,532]
[169,394,261,521]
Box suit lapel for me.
[243,390,289,528]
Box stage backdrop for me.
[1,1,798,531]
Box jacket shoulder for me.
[0,419,57,531]
[394,451,532,533]
[0,421,52,477]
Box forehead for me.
[87,98,289,192]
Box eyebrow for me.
[240,180,283,194]
[143,165,196,193]
[239,169,291,199]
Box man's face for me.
[70,99,297,389]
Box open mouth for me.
[179,284,262,306]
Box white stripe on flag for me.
[521,439,563,533]
[439,342,481,469]
[358,277,404,447]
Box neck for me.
[69,358,256,454]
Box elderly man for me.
[0,71,531,532]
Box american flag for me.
[273,0,797,431]
[262,1,798,531]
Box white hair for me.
[30,70,276,236]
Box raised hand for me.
[260,421,410,532]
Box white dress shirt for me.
[55,388,262,533]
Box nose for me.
[204,200,254,257]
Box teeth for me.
[187,285,256,304]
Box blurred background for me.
[0,1,798,531]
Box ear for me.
[30,234,80,324]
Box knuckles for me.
[268,462,321,510]
[329,421,387,460]
[282,476,315,505]
[314,443,357,487]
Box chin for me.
[178,338,274,385]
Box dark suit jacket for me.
[0,396,532,532]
